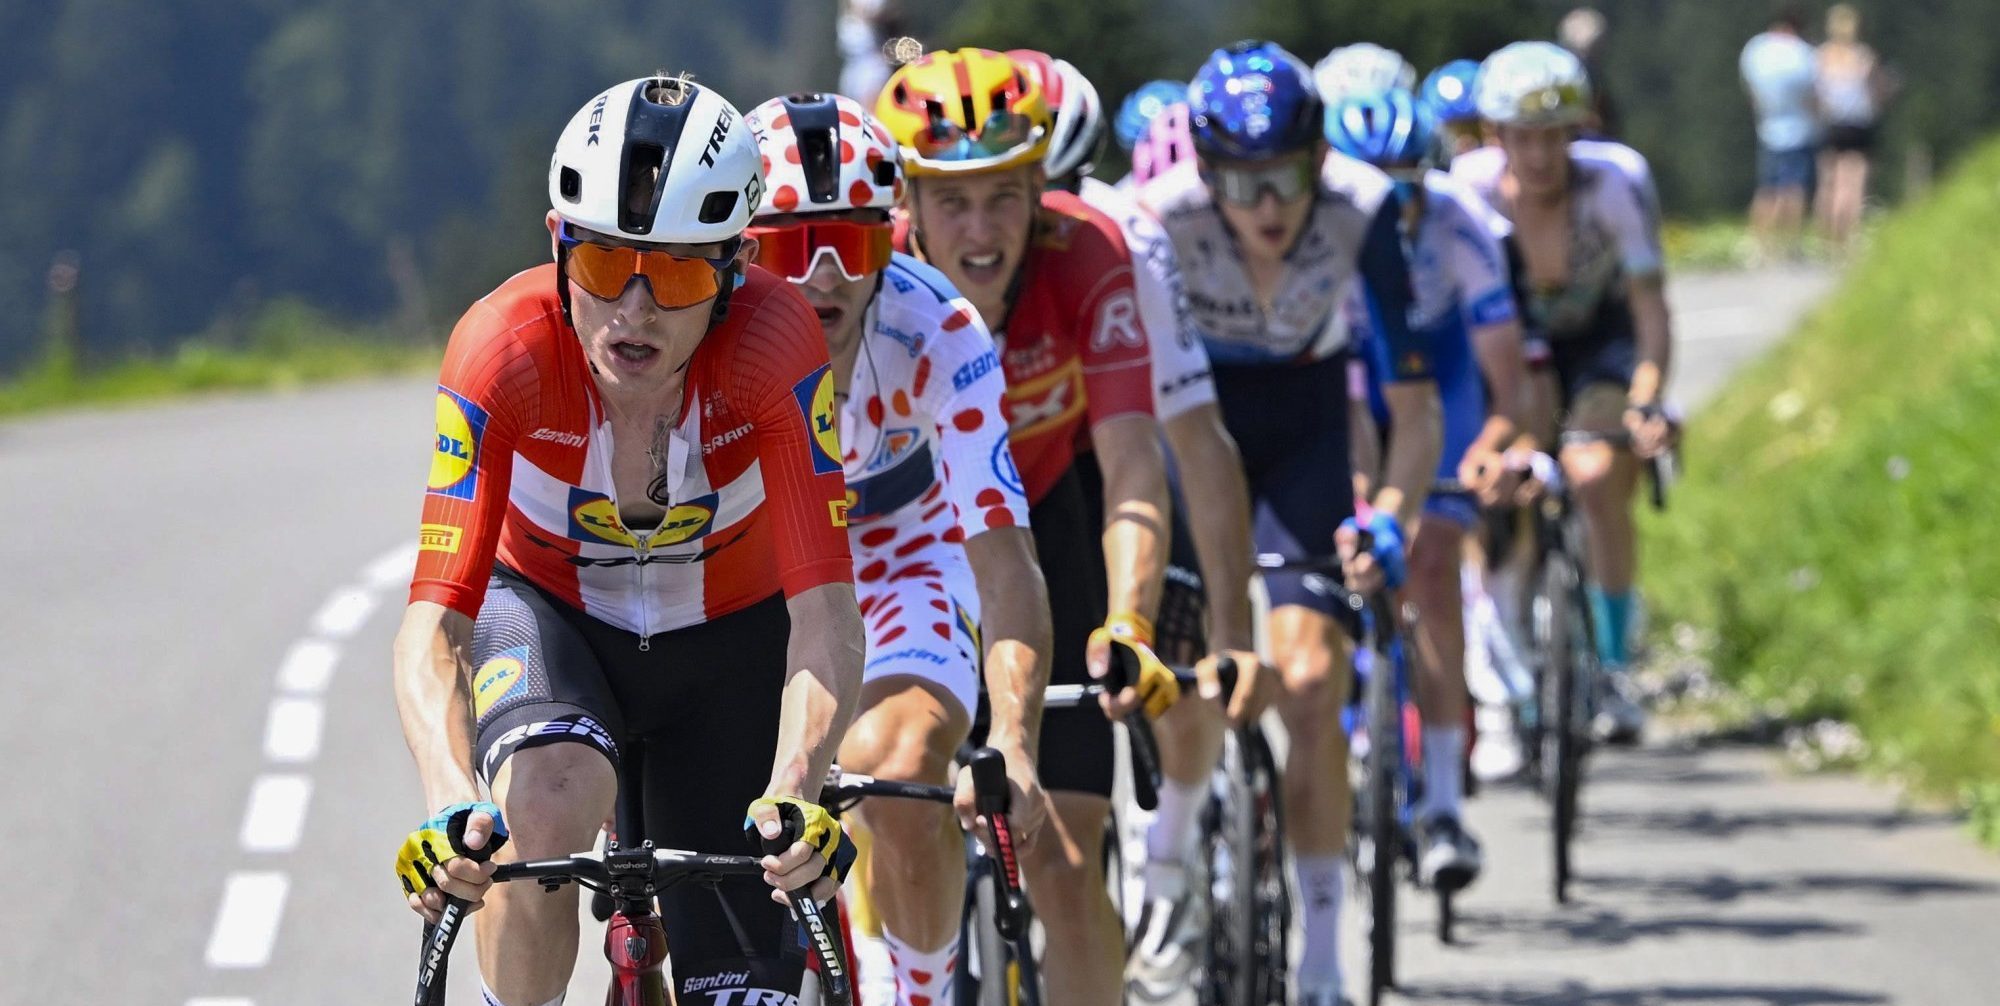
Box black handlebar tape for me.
[1213,655,1239,705]
[1103,637,1137,692]
[447,808,507,864]
[969,747,1011,816]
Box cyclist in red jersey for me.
[877,48,1265,1005]
[390,76,864,1006]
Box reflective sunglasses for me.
[746,219,895,283]
[912,110,1046,166]
[558,222,740,309]
[1208,156,1317,206]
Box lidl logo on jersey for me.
[568,489,718,549]
[472,647,530,720]
[428,387,489,500]
[792,365,842,475]
[954,599,981,656]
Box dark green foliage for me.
[0,1,1990,375]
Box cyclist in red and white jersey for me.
[743,91,1052,1006]
[1011,48,1273,989]
[877,47,1259,1005]
[391,76,864,1006]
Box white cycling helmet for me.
[548,75,765,244]
[1007,49,1107,183]
[744,92,902,216]
[1475,41,1592,127]
[1313,43,1417,104]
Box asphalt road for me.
[9,264,1993,1006]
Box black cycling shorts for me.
[1073,450,1208,666]
[1550,300,1639,411]
[469,566,808,994]
[998,464,1116,798]
[1212,354,1355,615]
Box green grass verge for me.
[1644,138,2000,839]
[0,300,439,417]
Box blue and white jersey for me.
[1350,170,1517,474]
[1137,152,1428,377]
[1078,176,1217,421]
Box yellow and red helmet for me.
[875,47,1053,177]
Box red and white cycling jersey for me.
[1078,176,1216,421]
[895,190,1155,505]
[838,253,1027,712]
[408,264,853,638]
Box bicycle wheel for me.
[1201,730,1257,1005]
[1362,627,1401,1004]
[1242,728,1291,1006]
[1539,548,1583,905]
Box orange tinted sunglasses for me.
[558,223,740,309]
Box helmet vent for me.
[698,190,739,224]
[559,166,582,202]
[645,75,695,107]
[619,142,667,234]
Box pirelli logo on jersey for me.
[792,365,843,476]
[428,386,489,501]
[417,523,463,554]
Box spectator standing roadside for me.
[1815,3,1890,251]
[838,0,903,107]
[1559,7,1618,139]
[1740,5,1819,260]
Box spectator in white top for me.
[1740,5,1819,259]
[1815,3,1892,250]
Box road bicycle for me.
[820,747,1039,1006]
[411,736,853,1006]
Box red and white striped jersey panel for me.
[410,264,853,635]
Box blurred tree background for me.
[2,0,1986,375]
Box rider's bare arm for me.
[1627,274,1672,407]
[1092,414,1171,623]
[963,527,1053,758]
[392,600,482,811]
[767,582,865,801]
[1162,404,1255,653]
[1377,381,1444,528]
[1471,319,1530,453]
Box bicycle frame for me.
[412,735,852,1006]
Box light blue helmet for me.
[1115,80,1191,151]
[1420,59,1482,123]
[1326,89,1438,169]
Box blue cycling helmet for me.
[1115,79,1190,151]
[1189,40,1323,161]
[1420,59,1482,123]
[1326,89,1437,169]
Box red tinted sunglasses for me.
[747,219,895,283]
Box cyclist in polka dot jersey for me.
[746,92,1051,1006]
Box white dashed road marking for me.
[239,775,313,853]
[190,543,415,1002]
[204,872,290,968]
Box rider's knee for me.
[494,743,616,856]
[841,699,958,786]
[1407,531,1460,595]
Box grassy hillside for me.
[1644,139,2000,842]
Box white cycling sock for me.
[1292,854,1345,996]
[881,926,958,1006]
[1144,776,1207,863]
[480,984,562,1006]
[1423,725,1467,822]
[854,932,898,1006]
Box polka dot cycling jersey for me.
[408,264,854,638]
[1136,150,1427,377]
[838,252,1029,548]
[1450,144,1662,341]
[895,190,1156,505]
